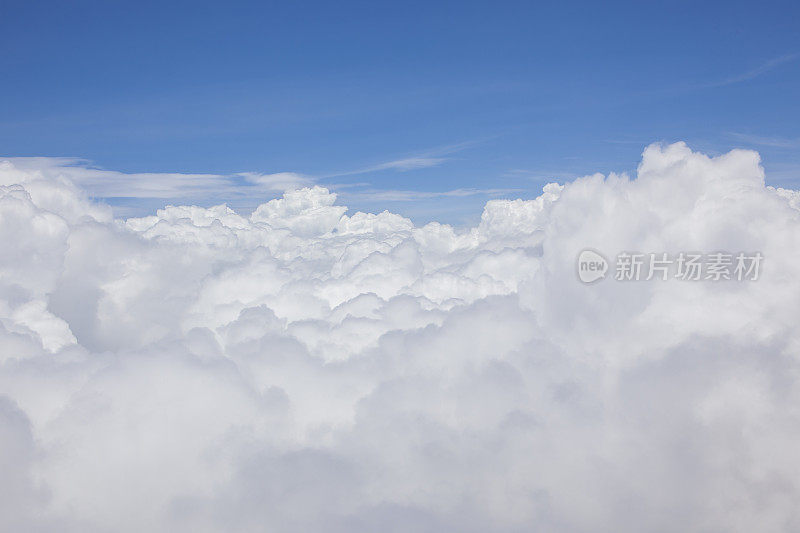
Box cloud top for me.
[1,143,799,532]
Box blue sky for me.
[2,0,799,223]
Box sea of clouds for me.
[1,142,799,532]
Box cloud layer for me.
[1,143,799,532]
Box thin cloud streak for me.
[2,138,499,218]
[366,157,449,172]
[705,53,798,88]
[320,139,485,179]
[2,157,311,199]
[728,132,800,148]
[1,153,509,214]
[338,187,520,203]
[2,140,485,204]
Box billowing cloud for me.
[1,143,799,532]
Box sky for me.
[2,0,800,222]
[4,3,800,531]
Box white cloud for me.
[322,140,482,179]
[711,53,798,87]
[728,132,800,149]
[1,143,800,532]
[367,156,449,171]
[338,187,519,203]
[319,156,449,180]
[1,157,310,200]
[240,171,312,190]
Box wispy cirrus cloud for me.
[365,156,449,172]
[728,131,800,148]
[705,53,798,88]
[239,171,314,190]
[322,139,483,179]
[338,186,519,203]
[2,140,491,219]
[3,157,312,199]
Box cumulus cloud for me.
[1,142,799,532]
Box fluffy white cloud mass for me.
[1,143,800,532]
